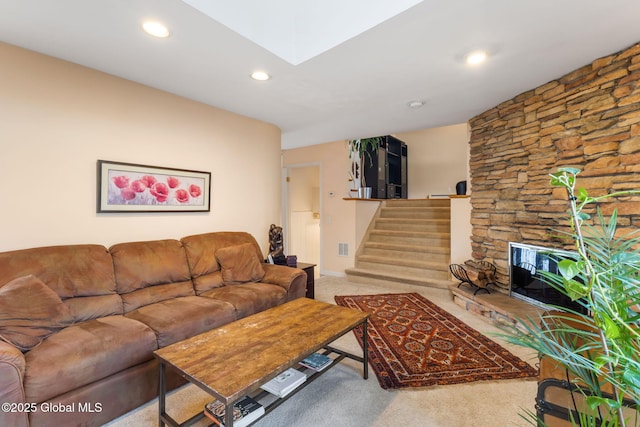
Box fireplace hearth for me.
[450,284,544,332]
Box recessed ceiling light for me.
[251,71,271,81]
[142,21,171,38]
[465,50,488,65]
[407,100,425,109]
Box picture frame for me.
[97,160,211,212]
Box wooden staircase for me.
[345,199,454,289]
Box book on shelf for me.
[299,352,332,371]
[260,367,307,398]
[203,395,264,427]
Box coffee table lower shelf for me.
[158,344,367,427]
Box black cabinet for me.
[362,135,407,199]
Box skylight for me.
[181,0,424,65]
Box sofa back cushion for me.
[110,239,194,312]
[0,275,74,351]
[215,243,266,284]
[181,232,265,294]
[0,244,121,322]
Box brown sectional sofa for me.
[0,231,307,427]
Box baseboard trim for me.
[319,270,346,278]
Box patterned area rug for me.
[334,293,538,390]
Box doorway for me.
[284,164,321,276]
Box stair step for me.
[368,230,450,246]
[374,218,450,232]
[364,241,450,254]
[380,206,451,220]
[357,254,449,271]
[361,246,450,263]
[386,199,450,208]
[345,267,455,289]
[355,260,451,280]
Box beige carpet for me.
[104,276,538,427]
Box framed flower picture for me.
[97,160,211,212]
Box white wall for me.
[450,197,472,264]
[396,123,469,198]
[283,141,355,276]
[0,42,282,253]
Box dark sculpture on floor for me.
[268,224,287,265]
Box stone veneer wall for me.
[468,42,640,292]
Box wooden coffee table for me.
[154,297,369,427]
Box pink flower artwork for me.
[106,167,207,208]
[167,176,180,188]
[140,175,157,187]
[175,189,189,203]
[112,176,130,188]
[188,184,202,198]
[131,180,147,192]
[121,188,136,200]
[150,183,169,202]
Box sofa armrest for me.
[0,341,28,427]
[261,264,307,300]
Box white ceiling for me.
[1,0,639,149]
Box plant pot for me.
[358,187,372,199]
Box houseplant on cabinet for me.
[503,167,640,426]
[347,137,382,198]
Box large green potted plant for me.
[503,167,640,426]
[347,137,382,198]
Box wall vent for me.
[338,242,349,257]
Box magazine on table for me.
[203,395,264,427]
[299,352,332,371]
[260,367,307,398]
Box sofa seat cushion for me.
[24,315,157,403]
[200,283,287,319]
[125,296,236,348]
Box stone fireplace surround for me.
[467,41,640,298]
